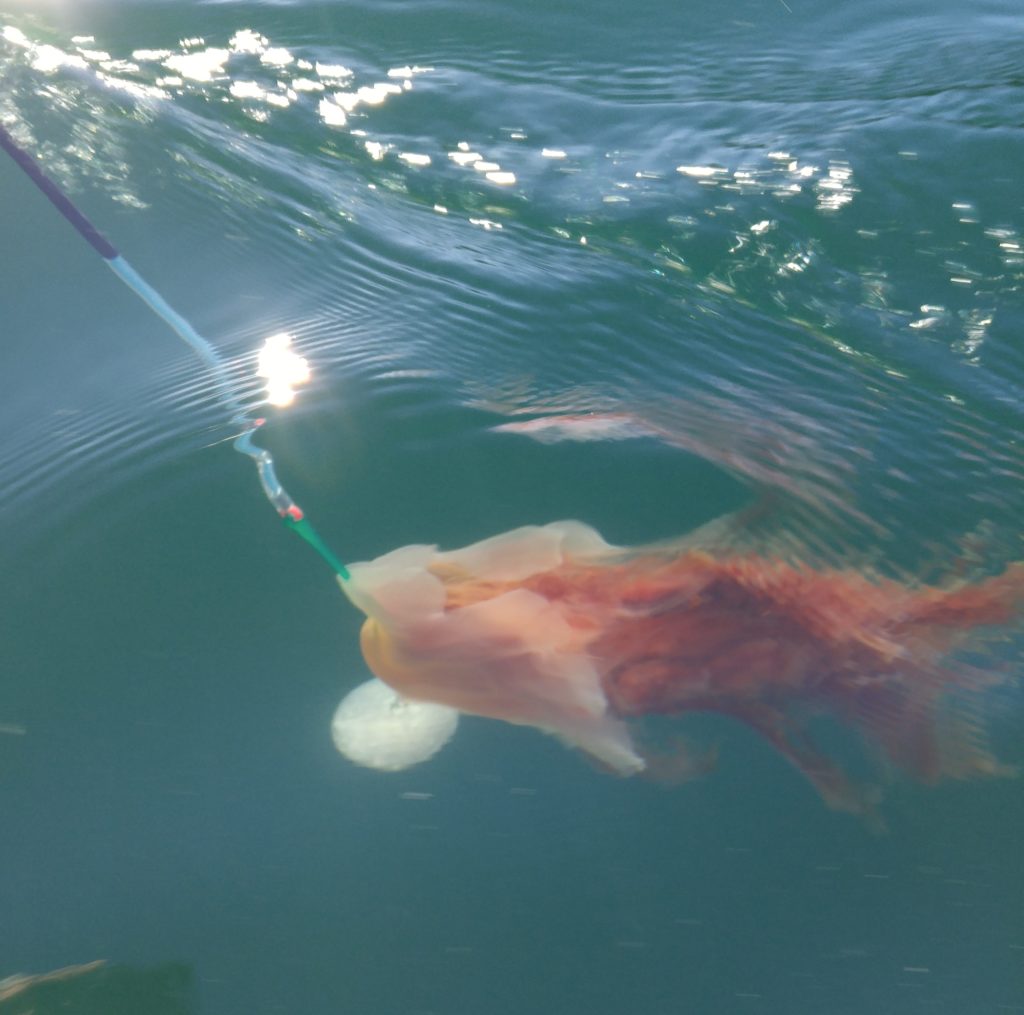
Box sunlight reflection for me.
[163,47,229,83]
[448,141,516,185]
[676,164,726,179]
[815,160,857,212]
[318,97,348,126]
[261,47,294,68]
[257,332,310,408]
[2,16,868,229]
[316,62,354,82]
[229,29,266,54]
[398,152,432,167]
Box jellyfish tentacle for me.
[733,703,884,826]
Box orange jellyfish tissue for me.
[339,520,1022,819]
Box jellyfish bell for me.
[331,677,459,772]
[339,522,649,777]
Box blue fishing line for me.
[1,121,350,580]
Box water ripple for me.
[1,6,1021,568]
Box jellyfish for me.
[338,519,1022,818]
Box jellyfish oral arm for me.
[355,591,646,776]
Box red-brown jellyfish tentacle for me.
[597,548,1022,812]
[829,562,1024,784]
[732,703,884,825]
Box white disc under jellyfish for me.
[331,678,459,772]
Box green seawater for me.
[0,1,1021,1013]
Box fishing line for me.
[0,121,350,581]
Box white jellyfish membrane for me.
[331,678,459,772]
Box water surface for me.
[1,1,1021,1013]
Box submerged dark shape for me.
[340,519,1021,820]
[0,959,193,1014]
